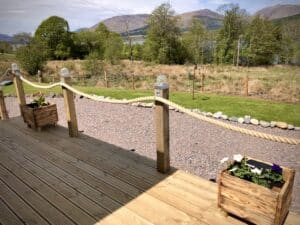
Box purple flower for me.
[272,164,282,174]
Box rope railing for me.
[18,75,300,145]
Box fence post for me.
[0,87,9,120]
[244,75,249,96]
[154,75,170,173]
[12,63,26,115]
[60,68,78,137]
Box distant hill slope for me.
[255,4,300,20]
[0,34,13,42]
[91,14,150,34]
[179,9,223,30]
[89,9,223,35]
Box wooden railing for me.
[1,63,299,173]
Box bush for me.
[82,52,103,77]
[16,41,47,75]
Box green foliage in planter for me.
[227,158,284,189]
[31,94,49,107]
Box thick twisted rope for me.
[20,75,300,145]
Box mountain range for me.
[1,4,300,42]
[85,4,300,36]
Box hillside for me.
[256,4,300,20]
[90,9,223,35]
[0,34,12,42]
[179,9,223,30]
[91,14,150,34]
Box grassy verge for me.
[2,84,300,126]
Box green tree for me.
[143,3,185,64]
[72,31,101,58]
[244,16,282,65]
[12,32,32,45]
[35,16,72,59]
[216,4,247,64]
[104,32,123,64]
[16,41,47,75]
[183,19,207,64]
[0,41,13,54]
[82,51,103,77]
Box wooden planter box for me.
[218,159,295,225]
[21,103,58,130]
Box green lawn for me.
[2,83,300,125]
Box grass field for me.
[2,83,300,125]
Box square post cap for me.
[155,74,169,90]
[11,63,20,75]
[60,68,70,78]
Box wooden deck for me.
[0,117,299,225]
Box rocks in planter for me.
[295,127,300,131]
[250,118,259,125]
[288,124,294,130]
[238,117,244,124]
[260,120,270,128]
[276,122,288,129]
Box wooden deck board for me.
[0,117,299,225]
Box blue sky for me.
[0,0,299,35]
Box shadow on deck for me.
[0,117,298,225]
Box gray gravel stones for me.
[128,101,299,131]
[288,124,295,130]
[244,115,251,124]
[260,121,270,128]
[250,118,259,125]
[238,117,244,124]
[213,111,222,119]
[276,122,288,129]
[220,115,228,120]
[229,116,238,122]
[206,112,213,117]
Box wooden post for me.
[201,73,205,92]
[37,70,43,83]
[154,76,170,173]
[236,38,240,67]
[244,75,249,96]
[104,70,109,88]
[0,88,9,120]
[60,68,78,137]
[12,63,26,115]
[192,65,197,100]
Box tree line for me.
[7,3,299,75]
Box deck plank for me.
[0,197,25,225]
[0,150,97,225]
[6,119,156,190]
[0,164,75,225]
[0,117,299,225]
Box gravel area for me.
[4,96,300,212]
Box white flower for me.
[229,167,238,172]
[233,154,243,163]
[251,168,263,175]
[220,157,229,164]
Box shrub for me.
[16,41,47,75]
[82,52,103,77]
